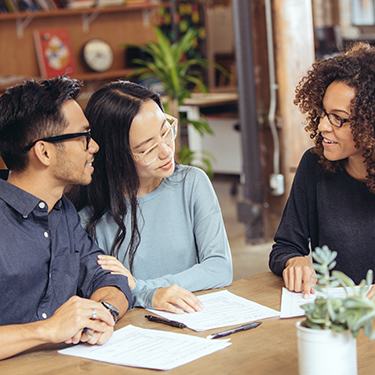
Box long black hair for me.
[67,81,164,272]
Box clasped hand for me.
[46,296,115,345]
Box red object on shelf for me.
[33,28,76,78]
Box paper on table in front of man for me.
[59,325,231,370]
[147,290,280,331]
[280,285,372,318]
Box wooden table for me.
[2,272,375,374]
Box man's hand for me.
[153,285,204,314]
[43,296,115,345]
[97,255,136,291]
[283,257,316,299]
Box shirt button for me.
[42,313,47,319]
[39,202,46,209]
[44,232,49,238]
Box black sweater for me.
[269,148,375,284]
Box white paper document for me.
[147,290,280,331]
[280,285,372,318]
[59,325,231,371]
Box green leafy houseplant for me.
[124,25,228,177]
[301,245,375,341]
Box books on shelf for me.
[0,0,148,13]
[95,0,123,6]
[35,0,58,10]
[33,28,77,78]
[0,0,57,12]
[125,0,150,4]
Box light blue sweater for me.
[80,165,233,308]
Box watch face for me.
[83,39,114,73]
[102,301,119,325]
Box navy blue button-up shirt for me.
[0,178,131,325]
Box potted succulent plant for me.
[297,245,375,375]
[124,25,228,177]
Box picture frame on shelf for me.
[33,28,77,78]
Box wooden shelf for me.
[0,1,159,92]
[74,68,133,81]
[0,2,159,21]
[0,69,135,92]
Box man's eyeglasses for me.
[317,108,350,128]
[23,130,92,153]
[133,114,178,165]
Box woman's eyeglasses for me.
[133,114,178,165]
[317,108,349,128]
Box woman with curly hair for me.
[269,42,375,298]
[67,80,232,313]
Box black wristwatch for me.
[102,301,119,325]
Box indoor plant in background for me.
[297,245,375,375]
[124,25,228,177]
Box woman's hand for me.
[153,285,204,314]
[97,255,136,291]
[283,256,316,299]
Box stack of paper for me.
[280,285,372,318]
[147,290,280,331]
[59,325,231,370]
[59,290,280,370]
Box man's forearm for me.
[0,321,49,360]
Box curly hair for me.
[294,42,375,194]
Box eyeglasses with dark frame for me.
[23,130,92,153]
[132,114,178,165]
[317,107,350,128]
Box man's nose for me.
[89,138,99,153]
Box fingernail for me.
[303,294,308,299]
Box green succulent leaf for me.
[303,246,375,341]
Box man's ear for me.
[32,141,54,167]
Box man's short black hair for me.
[0,76,82,171]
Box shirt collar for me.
[0,178,62,216]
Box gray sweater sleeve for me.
[84,166,233,309]
[131,168,233,308]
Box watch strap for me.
[102,301,119,325]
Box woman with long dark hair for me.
[68,81,232,313]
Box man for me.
[0,76,131,360]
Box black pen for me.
[145,314,188,329]
[206,321,262,339]
[83,327,94,337]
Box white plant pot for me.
[296,321,357,375]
